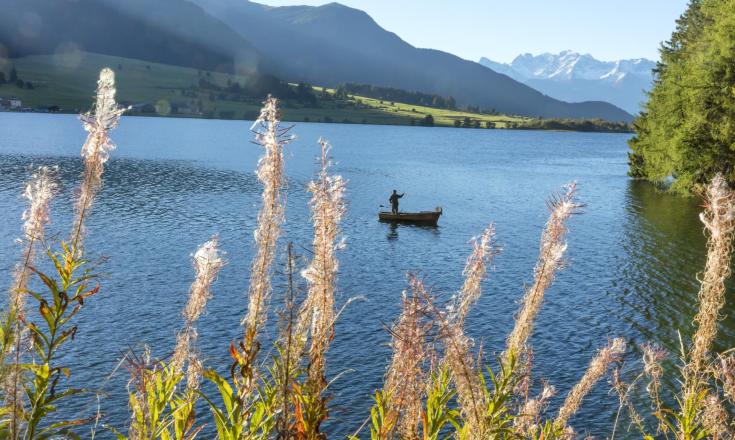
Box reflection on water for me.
[383,222,440,241]
[616,181,717,400]
[620,180,708,348]
[0,113,732,437]
[386,222,398,241]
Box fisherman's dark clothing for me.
[389,193,404,214]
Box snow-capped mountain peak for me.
[483,51,655,83]
[478,51,656,114]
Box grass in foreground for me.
[0,68,728,440]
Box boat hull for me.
[378,209,442,226]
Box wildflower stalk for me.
[441,323,485,438]
[23,243,101,438]
[5,68,121,439]
[275,242,300,437]
[3,167,57,439]
[237,96,290,400]
[439,224,496,439]
[381,274,431,439]
[690,174,735,369]
[199,97,291,439]
[291,139,346,437]
[129,238,224,439]
[301,138,346,389]
[640,343,667,433]
[506,183,580,361]
[70,68,125,255]
[679,174,735,438]
[9,167,58,313]
[610,367,646,438]
[514,383,556,436]
[242,96,288,336]
[555,338,626,430]
[172,236,226,389]
[453,225,496,326]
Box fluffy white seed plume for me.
[172,236,226,389]
[242,96,290,343]
[441,321,486,439]
[383,275,431,440]
[80,68,124,161]
[11,166,58,312]
[506,182,581,359]
[71,68,125,252]
[690,174,735,370]
[185,237,226,324]
[555,338,626,429]
[22,167,58,245]
[514,383,556,436]
[301,138,347,387]
[677,174,735,435]
[701,393,730,439]
[438,224,497,439]
[4,167,58,431]
[452,224,497,326]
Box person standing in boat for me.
[389,189,404,214]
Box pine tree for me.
[628,0,735,192]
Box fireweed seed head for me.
[242,96,290,338]
[21,166,58,243]
[452,223,497,326]
[506,183,581,358]
[184,236,226,324]
[690,174,735,370]
[80,68,125,163]
[556,338,626,428]
[173,237,225,375]
[12,166,59,311]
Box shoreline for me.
[0,109,634,134]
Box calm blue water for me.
[0,113,729,438]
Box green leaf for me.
[29,266,59,295]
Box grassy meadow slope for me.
[1,52,630,131]
[1,52,531,127]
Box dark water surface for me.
[0,113,731,438]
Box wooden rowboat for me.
[378,207,442,226]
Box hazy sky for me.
[262,0,689,63]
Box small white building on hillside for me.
[7,97,21,109]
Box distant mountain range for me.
[187,0,632,121]
[0,0,633,122]
[479,51,655,114]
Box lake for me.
[0,113,730,438]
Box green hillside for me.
[0,52,629,132]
